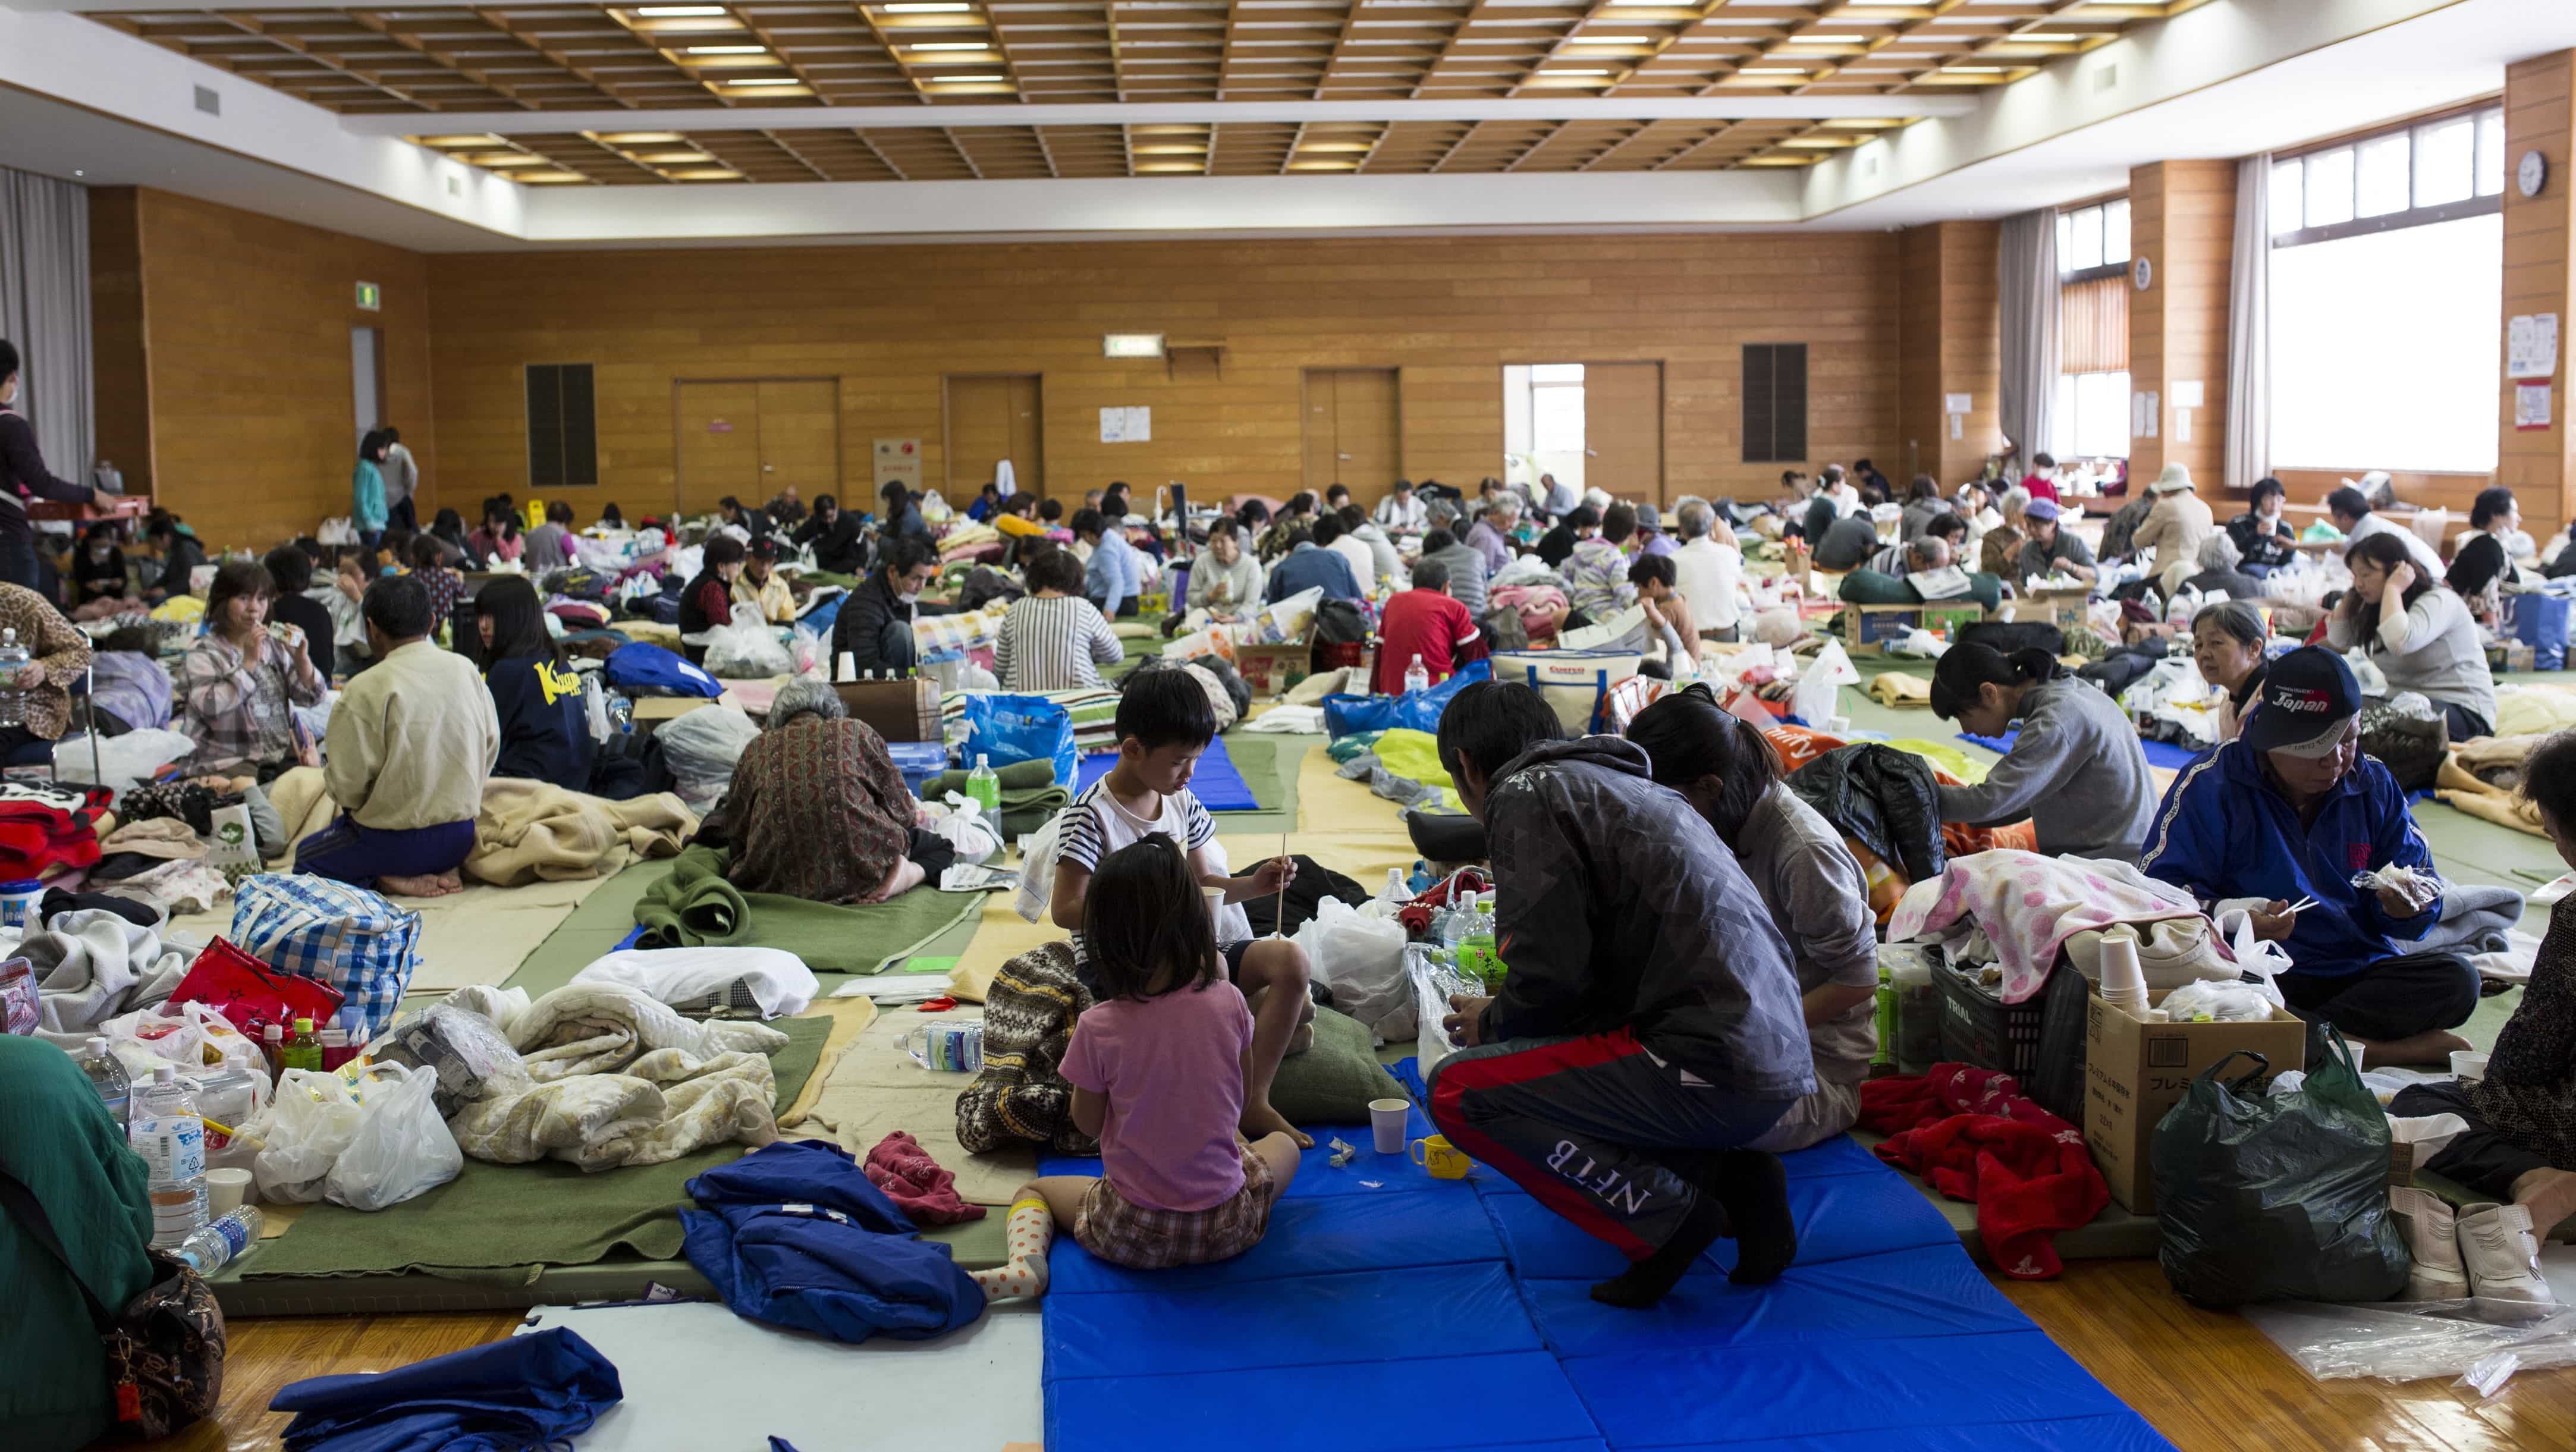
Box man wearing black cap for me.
[734,536,794,623]
[2141,646,2478,1066]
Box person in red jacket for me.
[1372,557,1485,694]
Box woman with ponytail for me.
[1928,642,2156,861]
[1627,686,1878,1152]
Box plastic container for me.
[0,878,43,934]
[78,1035,130,1130]
[965,753,1002,818]
[174,1206,265,1275]
[1934,957,2044,1077]
[183,1065,267,1170]
[282,1016,322,1074]
[319,1027,355,1073]
[1404,653,1430,695]
[130,1066,208,1249]
[1886,950,1943,1076]
[2098,926,2150,1016]
[0,627,28,728]
[262,1022,287,1082]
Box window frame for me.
[2271,103,2504,251]
[525,362,599,489]
[1740,343,1808,465]
[2056,197,2131,284]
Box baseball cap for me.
[2022,498,2063,523]
[749,536,780,561]
[2238,646,2361,758]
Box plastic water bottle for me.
[131,1066,208,1249]
[0,627,29,728]
[79,1036,130,1130]
[1404,653,1430,695]
[174,1206,265,1275]
[1383,867,1408,909]
[966,753,1001,818]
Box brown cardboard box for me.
[833,677,942,743]
[1235,630,1315,697]
[2082,986,2307,1213]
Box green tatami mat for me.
[241,1016,830,1281]
[636,846,986,974]
[1217,733,1284,812]
[504,857,680,999]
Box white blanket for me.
[25,910,196,1046]
[571,946,818,1019]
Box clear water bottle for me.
[1382,867,1408,909]
[0,627,28,728]
[965,753,1001,818]
[174,1206,264,1275]
[1403,652,1429,696]
[79,1037,130,1131]
[130,1066,208,1249]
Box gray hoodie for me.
[1936,677,2157,861]
[1481,735,1815,1099]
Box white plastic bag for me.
[656,703,762,815]
[54,727,200,804]
[1294,897,1411,1038]
[926,793,1001,865]
[249,1068,370,1203]
[1790,639,1859,726]
[325,1064,464,1212]
[696,620,793,678]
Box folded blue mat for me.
[1959,727,2204,772]
[1039,1059,2176,1451]
[1074,732,1259,810]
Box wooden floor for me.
[153,1262,2576,1452]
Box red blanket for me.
[1858,1063,2108,1280]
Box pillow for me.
[1267,1005,1403,1126]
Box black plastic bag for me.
[2152,1024,2410,1308]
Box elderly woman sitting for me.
[720,678,955,904]
[2176,531,2273,604]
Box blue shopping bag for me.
[960,693,1078,785]
[2513,593,2570,671]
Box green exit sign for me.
[355,281,381,311]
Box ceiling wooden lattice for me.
[92,1,2203,181]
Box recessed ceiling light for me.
[637,150,714,162]
[1792,35,1865,43]
[1570,36,1653,45]
[912,41,988,50]
[668,168,742,180]
[517,170,589,183]
[1943,65,2004,73]
[73,169,84,177]
[1136,162,1203,172]
[883,2,972,10]
[1543,68,1611,76]
[417,134,505,147]
[930,74,1005,82]
[1740,67,1805,74]
[686,44,766,54]
[474,154,549,167]
[721,76,800,85]
[2016,33,2078,42]
[594,131,686,143]
[636,5,725,15]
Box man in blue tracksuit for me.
[2141,646,2478,1066]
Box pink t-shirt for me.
[1061,980,1255,1212]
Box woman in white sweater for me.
[2327,532,2496,739]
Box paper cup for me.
[2452,1051,2489,1083]
[2097,927,2146,997]
[206,1167,254,1217]
[1369,1097,1409,1154]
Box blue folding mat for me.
[1074,733,1259,811]
[1037,1064,2176,1452]
[1960,727,2204,773]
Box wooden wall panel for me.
[423,234,1906,524]
[2128,160,2235,496]
[129,190,435,546]
[87,187,153,498]
[1896,220,2002,486]
[1584,362,1665,502]
[2500,51,2576,545]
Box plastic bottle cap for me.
[86,1036,107,1055]
[153,1065,174,1083]
[294,1017,314,1033]
[264,1024,283,1042]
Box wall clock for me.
[2520,149,2549,199]
[2132,255,2152,291]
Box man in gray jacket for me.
[1426,682,1814,1308]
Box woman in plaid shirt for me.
[182,560,324,774]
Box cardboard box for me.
[833,676,943,743]
[1234,629,1316,697]
[2083,986,2307,1214]
[1843,601,1987,655]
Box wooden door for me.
[756,379,841,503]
[675,380,761,516]
[1303,369,1401,503]
[1584,362,1665,504]
[945,375,1044,501]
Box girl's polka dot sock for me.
[971,1198,1056,1302]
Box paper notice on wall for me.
[1944,393,1972,416]
[1949,414,1964,439]
[2517,382,2553,431]
[2174,408,2191,444]
[1124,406,1150,442]
[2130,392,2148,438]
[2510,313,2560,379]
[1099,406,1151,444]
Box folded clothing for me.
[0,780,111,880]
[863,1130,987,1225]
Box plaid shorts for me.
[1075,1145,1276,1270]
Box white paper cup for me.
[2452,1051,2489,1083]
[1369,1097,1410,1154]
[206,1167,254,1217]
[2097,928,2146,997]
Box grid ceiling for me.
[92,1,2200,183]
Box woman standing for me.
[2330,532,2497,740]
[721,679,953,904]
[2190,599,2271,744]
[476,575,594,785]
[351,430,389,549]
[182,560,326,774]
[996,545,1123,690]
[1929,643,2157,861]
[0,340,96,590]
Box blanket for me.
[24,909,194,1046]
[2435,737,2549,837]
[2420,882,2528,957]
[1886,849,2205,1004]
[263,768,697,887]
[1859,1062,2108,1281]
[634,845,985,974]
[922,757,1070,838]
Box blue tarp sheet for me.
[1037,1061,2174,1452]
[1958,727,2204,772]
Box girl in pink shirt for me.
[973,835,1303,1298]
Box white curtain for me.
[2225,152,2271,493]
[1997,208,2060,465]
[0,166,93,481]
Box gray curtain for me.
[1997,207,2060,465]
[0,166,93,482]
[2225,152,2271,494]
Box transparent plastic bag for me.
[325,1064,464,1212]
[1412,950,1481,1079]
[248,1068,369,1203]
[2242,1297,2576,1384]
[696,620,793,679]
[1293,897,1410,1037]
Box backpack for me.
[602,643,724,699]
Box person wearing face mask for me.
[2143,647,2477,1067]
[181,560,326,775]
[833,535,941,678]
[70,523,127,608]
[677,533,747,668]
[0,340,96,592]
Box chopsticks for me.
[2283,896,2319,916]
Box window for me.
[2267,105,2505,473]
[2054,198,2131,282]
[2054,199,2132,459]
[1740,344,1807,463]
[1503,363,1587,490]
[2052,371,2132,461]
[526,364,597,488]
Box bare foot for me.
[376,873,446,898]
[2513,1166,2576,1240]
[862,857,927,904]
[2353,1030,2474,1069]
[1241,1101,1312,1151]
[435,870,465,895]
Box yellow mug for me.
[1410,1134,1472,1180]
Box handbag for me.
[0,1170,225,1441]
[165,935,347,1039]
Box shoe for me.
[2456,1202,2558,1306]
[2387,1187,2469,1300]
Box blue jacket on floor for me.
[683,1139,984,1344]
[2141,738,2440,978]
[272,1327,621,1452]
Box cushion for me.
[1267,1005,1401,1126]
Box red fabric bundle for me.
[1859,1063,2109,1281]
[861,1131,987,1225]
[0,781,110,881]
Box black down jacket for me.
[1784,743,1946,883]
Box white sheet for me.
[572,945,819,1017]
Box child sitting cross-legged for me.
[976,833,1304,1298]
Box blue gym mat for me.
[1959,728,2203,772]
[1036,1061,2176,1452]
[1074,733,1261,811]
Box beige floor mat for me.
[780,1002,1036,1205]
[168,875,615,993]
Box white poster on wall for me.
[2517,382,2553,431]
[1124,406,1151,442]
[2510,313,2560,379]
[1098,406,1152,443]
